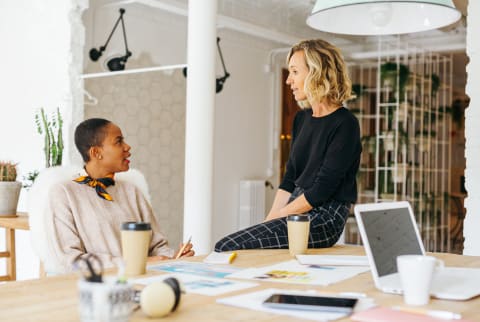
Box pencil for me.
[392,306,462,320]
[175,236,192,259]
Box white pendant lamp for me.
[307,0,461,35]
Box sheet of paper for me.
[132,273,258,296]
[296,255,369,266]
[217,288,376,322]
[147,261,243,279]
[227,260,370,286]
[203,251,237,264]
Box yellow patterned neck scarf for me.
[73,174,115,201]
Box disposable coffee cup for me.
[121,222,152,276]
[287,215,310,256]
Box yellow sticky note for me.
[203,251,237,264]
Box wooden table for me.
[0,212,29,281]
[1,245,479,321]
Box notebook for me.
[354,201,480,300]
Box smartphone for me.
[262,293,358,313]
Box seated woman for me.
[44,118,193,273]
[215,39,361,251]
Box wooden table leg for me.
[6,228,15,281]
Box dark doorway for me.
[280,68,300,181]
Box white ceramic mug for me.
[78,278,133,322]
[396,255,444,306]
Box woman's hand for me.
[147,242,195,262]
[264,189,291,222]
[173,242,195,259]
[264,210,284,222]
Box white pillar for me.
[183,0,217,254]
[463,0,480,255]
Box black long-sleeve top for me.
[279,107,361,207]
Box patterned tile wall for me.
[84,60,186,249]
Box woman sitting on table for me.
[42,118,193,273]
[215,39,361,251]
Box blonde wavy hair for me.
[287,39,353,108]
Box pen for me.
[392,306,462,320]
[175,236,192,259]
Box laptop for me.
[354,201,480,300]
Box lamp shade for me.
[306,0,461,35]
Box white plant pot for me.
[419,138,430,152]
[0,181,22,216]
[396,103,408,121]
[392,165,407,183]
[384,132,395,151]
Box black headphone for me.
[182,37,230,94]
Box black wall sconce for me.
[183,37,230,94]
[89,8,132,71]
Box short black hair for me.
[74,118,111,162]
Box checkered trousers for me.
[214,187,350,252]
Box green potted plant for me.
[351,84,368,102]
[382,131,395,151]
[0,161,22,216]
[35,107,64,167]
[380,62,410,101]
[430,74,441,96]
[361,135,376,154]
[446,99,465,129]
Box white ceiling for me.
[191,0,468,91]
[131,0,467,55]
[95,0,468,90]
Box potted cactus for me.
[0,161,22,216]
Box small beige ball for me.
[140,281,176,318]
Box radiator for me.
[238,180,266,230]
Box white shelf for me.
[350,40,453,253]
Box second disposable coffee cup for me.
[121,222,152,276]
[287,215,310,256]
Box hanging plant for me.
[380,62,410,101]
[351,84,368,100]
[361,135,376,154]
[430,74,441,95]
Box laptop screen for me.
[359,207,423,277]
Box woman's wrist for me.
[279,207,288,218]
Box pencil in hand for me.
[175,236,192,259]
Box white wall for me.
[463,0,480,255]
[212,30,282,241]
[0,0,87,280]
[84,4,189,248]
[85,4,285,248]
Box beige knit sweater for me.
[45,178,174,273]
